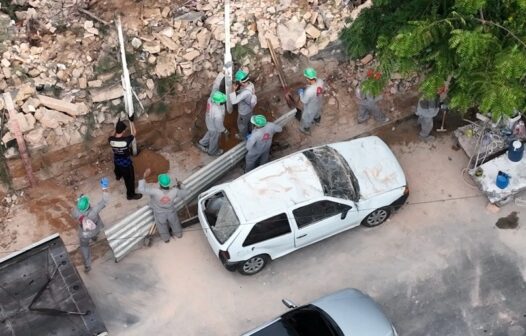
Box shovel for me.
[143,223,156,247]
[436,108,448,132]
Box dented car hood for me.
[329,136,406,200]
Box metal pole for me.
[116,16,138,155]
[2,92,36,187]
[224,0,233,114]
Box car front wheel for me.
[361,207,391,227]
[238,255,269,275]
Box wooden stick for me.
[3,93,36,187]
[78,8,109,26]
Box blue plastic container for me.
[496,171,510,189]
[508,140,524,162]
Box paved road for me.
[82,122,526,336]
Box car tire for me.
[238,254,269,276]
[361,206,391,227]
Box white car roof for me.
[227,153,324,222]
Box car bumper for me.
[390,186,409,210]
[219,253,241,272]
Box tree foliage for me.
[341,0,526,119]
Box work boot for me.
[210,149,224,157]
[298,127,311,135]
[84,265,91,273]
[420,135,435,142]
[164,239,170,243]
[127,193,143,200]
[197,143,208,153]
[314,116,321,124]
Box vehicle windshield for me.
[203,192,240,244]
[302,146,359,201]
[251,305,343,336]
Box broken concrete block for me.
[37,95,89,116]
[305,24,321,39]
[360,53,374,65]
[35,107,74,129]
[90,84,124,103]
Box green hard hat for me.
[235,69,249,82]
[211,91,227,104]
[250,114,267,127]
[304,67,317,79]
[158,174,171,188]
[77,195,90,212]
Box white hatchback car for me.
[198,136,408,275]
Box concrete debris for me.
[360,53,374,65]
[37,95,89,116]
[35,107,74,129]
[0,0,379,155]
[90,84,124,103]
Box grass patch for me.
[94,54,120,75]
[232,43,254,62]
[157,74,180,97]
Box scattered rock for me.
[155,54,177,78]
[88,79,103,88]
[35,107,74,129]
[90,84,124,103]
[277,18,307,51]
[24,127,46,147]
[143,41,161,54]
[37,95,89,116]
[183,49,200,61]
[131,37,142,49]
[305,24,321,39]
[9,113,36,133]
[360,53,374,65]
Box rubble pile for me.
[0,0,371,156]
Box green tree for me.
[341,0,526,120]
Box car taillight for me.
[219,250,230,260]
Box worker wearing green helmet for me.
[298,67,325,135]
[198,88,228,156]
[245,114,283,172]
[138,168,188,243]
[230,68,258,140]
[71,182,110,273]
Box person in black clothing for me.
[109,119,142,200]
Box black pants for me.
[114,164,136,197]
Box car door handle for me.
[297,234,307,239]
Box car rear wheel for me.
[361,207,391,227]
[238,255,269,275]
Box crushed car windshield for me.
[251,305,342,336]
[204,193,240,244]
[302,146,359,201]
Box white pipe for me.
[224,0,233,114]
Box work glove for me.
[223,129,230,136]
[296,88,305,96]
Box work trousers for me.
[79,235,98,268]
[154,211,183,242]
[245,150,270,172]
[115,164,136,197]
[357,104,387,123]
[238,113,252,138]
[418,116,434,137]
[199,130,221,155]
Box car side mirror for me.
[341,210,349,220]
[282,299,297,309]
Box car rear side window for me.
[293,200,351,228]
[243,213,291,247]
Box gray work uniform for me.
[199,100,226,155]
[71,192,109,269]
[245,122,282,172]
[138,179,188,242]
[229,82,256,138]
[356,87,388,123]
[416,98,440,137]
[300,79,325,131]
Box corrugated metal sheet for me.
[105,109,296,262]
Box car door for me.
[239,213,295,260]
[291,199,359,248]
